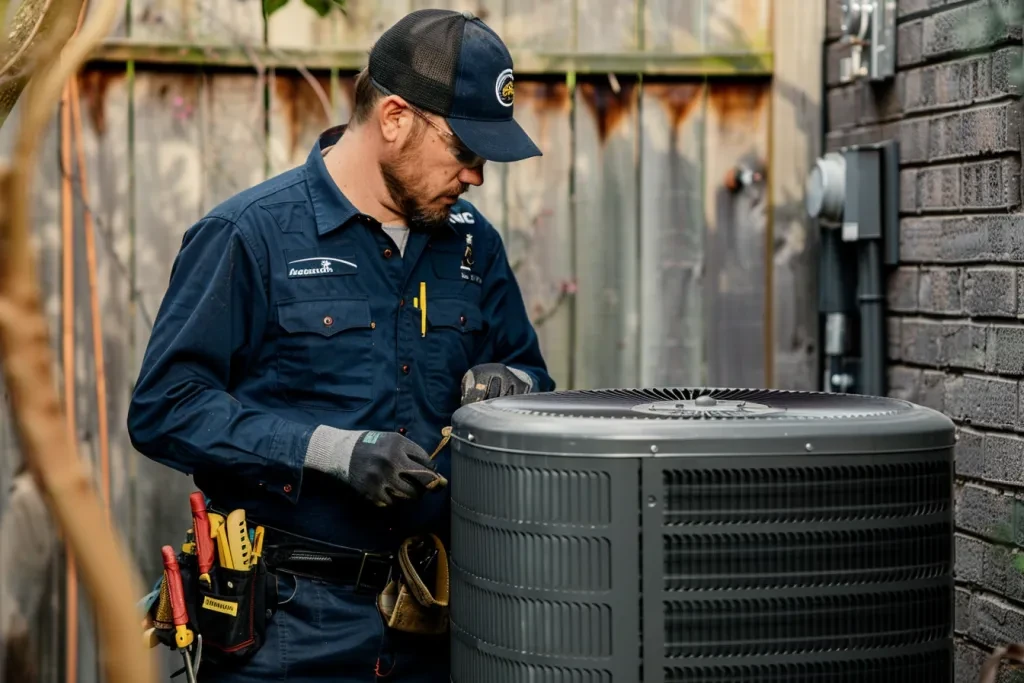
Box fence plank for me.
[503,0,574,51]
[640,82,706,387]
[706,0,772,53]
[131,71,204,600]
[573,78,639,390]
[131,0,263,44]
[267,1,339,50]
[771,0,823,390]
[704,81,770,388]
[505,81,573,390]
[644,0,702,53]
[336,0,411,52]
[202,73,268,207]
[268,71,334,176]
[410,0,504,35]
[577,0,637,53]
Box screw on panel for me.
[805,443,814,452]
[647,495,657,508]
[467,433,475,442]
[650,445,658,454]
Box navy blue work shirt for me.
[127,125,554,551]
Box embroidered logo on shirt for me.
[460,234,482,284]
[287,256,357,278]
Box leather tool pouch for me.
[377,533,450,635]
[148,551,278,666]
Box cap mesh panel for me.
[368,9,465,116]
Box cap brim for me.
[446,116,542,163]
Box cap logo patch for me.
[496,68,514,107]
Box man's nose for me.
[459,165,484,187]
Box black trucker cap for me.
[367,9,542,163]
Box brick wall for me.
[824,0,1024,677]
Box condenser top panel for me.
[450,387,955,458]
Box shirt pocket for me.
[423,297,484,415]
[275,298,374,411]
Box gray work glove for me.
[460,363,533,405]
[305,427,447,507]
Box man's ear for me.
[378,96,408,144]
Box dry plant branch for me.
[0,0,155,682]
[979,643,1024,683]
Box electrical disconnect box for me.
[839,0,896,82]
[805,141,899,398]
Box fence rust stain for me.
[579,81,636,143]
[649,83,703,149]
[708,82,769,122]
[519,81,570,114]
[274,72,333,160]
[77,70,123,138]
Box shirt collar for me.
[305,125,364,236]
[305,124,463,238]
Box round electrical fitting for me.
[841,1,872,39]
[805,152,846,222]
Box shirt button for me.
[371,321,376,329]
[398,427,407,435]
[283,484,293,493]
[323,316,333,327]
[383,248,393,259]
[459,315,466,325]
[402,364,410,374]
[399,298,405,307]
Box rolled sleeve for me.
[475,230,555,393]
[127,215,312,503]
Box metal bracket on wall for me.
[839,0,896,83]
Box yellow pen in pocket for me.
[420,281,427,337]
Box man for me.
[127,9,553,682]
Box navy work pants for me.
[198,571,449,682]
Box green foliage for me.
[957,0,1024,93]
[263,0,346,18]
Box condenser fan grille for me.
[487,387,906,420]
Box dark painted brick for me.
[965,267,1017,317]
[956,482,1015,539]
[901,318,943,365]
[929,102,1023,162]
[904,48,1023,114]
[988,325,1024,376]
[919,267,962,313]
[1019,269,1024,318]
[985,432,1024,487]
[900,168,919,213]
[944,321,988,370]
[970,594,1024,648]
[857,76,904,125]
[888,317,903,361]
[826,0,843,40]
[955,587,973,635]
[923,1,1024,63]
[961,158,1021,211]
[917,164,961,211]
[825,41,844,87]
[957,533,987,583]
[899,117,930,164]
[827,86,857,130]
[921,370,947,411]
[945,374,1017,429]
[954,639,988,683]
[888,365,922,401]
[898,19,923,68]
[957,426,986,478]
[982,543,1024,602]
[889,267,920,311]
[901,216,1024,264]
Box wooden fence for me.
[0,0,823,681]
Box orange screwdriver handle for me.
[161,545,193,650]
[189,492,214,583]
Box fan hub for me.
[630,398,783,418]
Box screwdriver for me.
[161,545,198,683]
[189,492,215,586]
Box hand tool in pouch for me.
[161,545,201,683]
[189,492,215,586]
[225,509,252,570]
[377,533,449,635]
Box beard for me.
[379,152,467,232]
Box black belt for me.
[211,511,395,594]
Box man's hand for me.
[460,363,532,405]
[305,428,447,507]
